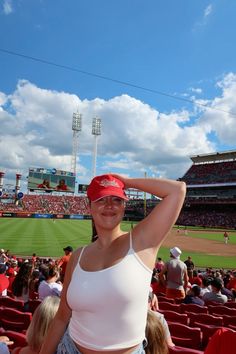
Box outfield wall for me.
[0,211,91,220]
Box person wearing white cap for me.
[159,246,188,300]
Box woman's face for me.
[90,196,125,230]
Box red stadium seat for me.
[224,302,236,309]
[168,345,204,354]
[0,330,27,350]
[180,303,208,314]
[0,307,32,332]
[187,312,223,327]
[193,322,223,349]
[167,322,202,350]
[159,302,181,312]
[208,305,236,316]
[156,291,166,297]
[221,315,236,327]
[28,298,42,314]
[0,296,24,311]
[157,296,175,303]
[228,324,236,331]
[158,310,188,325]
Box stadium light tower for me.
[92,117,102,177]
[0,172,5,193]
[71,111,82,176]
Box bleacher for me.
[177,150,236,229]
[1,286,236,352]
[0,194,90,215]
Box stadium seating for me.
[224,301,236,309]
[0,330,27,350]
[193,322,223,349]
[168,346,204,354]
[167,322,202,350]
[187,312,223,327]
[29,298,42,314]
[0,194,90,215]
[180,303,208,314]
[158,302,181,312]
[0,307,32,332]
[221,315,236,328]
[158,310,188,325]
[157,296,175,303]
[208,305,236,317]
[0,296,24,311]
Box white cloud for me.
[2,0,13,14]
[192,4,213,32]
[0,75,235,189]
[189,87,203,94]
[198,73,236,145]
[204,4,213,18]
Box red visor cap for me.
[87,174,129,202]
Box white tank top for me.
[67,232,152,351]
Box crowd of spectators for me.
[151,251,236,304]
[178,206,236,228]
[0,195,90,215]
[180,160,236,185]
[1,245,236,353]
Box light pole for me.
[92,117,101,177]
[71,111,82,176]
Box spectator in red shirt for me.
[57,246,73,282]
[205,327,236,354]
[37,179,51,190]
[227,270,236,298]
[0,263,9,296]
[55,179,70,191]
[190,270,203,286]
[155,257,165,273]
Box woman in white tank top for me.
[40,174,186,354]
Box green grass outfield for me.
[0,218,235,269]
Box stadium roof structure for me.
[190,150,236,164]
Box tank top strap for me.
[78,246,86,263]
[129,231,134,251]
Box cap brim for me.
[92,192,129,202]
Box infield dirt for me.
[163,229,236,257]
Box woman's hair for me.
[26,296,60,351]
[12,262,32,297]
[48,265,60,279]
[145,310,169,354]
[91,218,98,242]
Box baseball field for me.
[0,218,235,269]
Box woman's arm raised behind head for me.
[114,175,186,255]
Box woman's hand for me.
[111,173,131,189]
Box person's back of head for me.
[145,310,168,354]
[211,278,223,292]
[26,296,60,352]
[202,277,211,288]
[191,285,201,297]
[12,262,32,296]
[48,265,60,280]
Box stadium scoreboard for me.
[27,167,76,193]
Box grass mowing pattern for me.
[0,219,134,258]
[0,218,235,268]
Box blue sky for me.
[0,0,236,192]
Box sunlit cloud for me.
[2,0,13,14]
